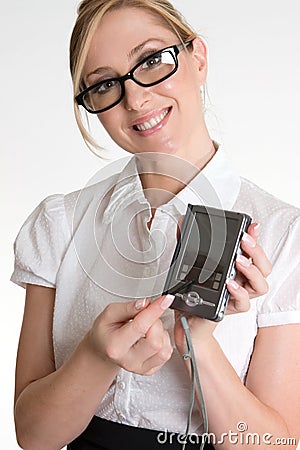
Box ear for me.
[190,37,208,85]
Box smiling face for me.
[82,7,211,163]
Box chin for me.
[138,139,182,159]
[135,150,176,162]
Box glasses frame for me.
[75,41,193,114]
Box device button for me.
[184,291,201,307]
[218,311,224,321]
[229,267,236,278]
[212,281,220,290]
[215,272,222,281]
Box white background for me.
[1,1,299,448]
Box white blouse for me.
[11,147,300,434]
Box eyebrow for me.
[86,38,166,81]
[127,38,162,60]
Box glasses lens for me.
[83,79,122,112]
[133,49,176,85]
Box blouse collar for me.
[103,145,241,223]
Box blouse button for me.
[118,381,126,390]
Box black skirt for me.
[67,416,215,450]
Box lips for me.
[131,107,171,132]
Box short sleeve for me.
[10,194,70,289]
[257,216,300,327]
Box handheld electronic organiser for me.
[163,204,252,321]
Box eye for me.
[92,79,119,95]
[141,52,163,70]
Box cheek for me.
[161,64,201,100]
[162,74,202,116]
[97,109,134,151]
[162,70,187,93]
[162,79,176,92]
[97,111,123,139]
[97,112,113,129]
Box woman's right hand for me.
[87,295,174,376]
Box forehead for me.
[83,7,177,75]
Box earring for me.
[200,85,206,106]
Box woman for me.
[11,1,300,449]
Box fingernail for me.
[226,279,239,290]
[254,223,260,232]
[242,232,256,248]
[160,294,175,310]
[135,298,147,310]
[236,254,252,267]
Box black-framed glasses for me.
[75,41,193,114]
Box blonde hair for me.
[70,0,198,155]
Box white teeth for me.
[149,118,157,127]
[135,109,169,131]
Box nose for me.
[123,79,151,111]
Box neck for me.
[136,140,216,208]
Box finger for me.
[177,215,185,240]
[247,222,260,240]
[235,255,269,296]
[139,329,173,374]
[240,232,272,278]
[118,294,175,347]
[121,321,173,374]
[144,363,166,376]
[226,279,251,313]
[132,319,165,359]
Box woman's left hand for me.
[225,222,272,314]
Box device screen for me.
[176,213,239,291]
